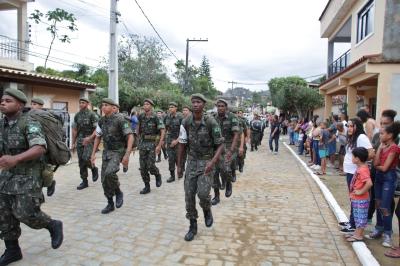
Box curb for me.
[283,142,380,266]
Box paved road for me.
[1,141,360,265]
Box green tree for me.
[252,92,261,104]
[30,8,78,69]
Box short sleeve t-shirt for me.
[379,143,400,170]
[343,134,372,174]
[350,165,371,200]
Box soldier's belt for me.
[143,135,158,141]
[188,154,213,160]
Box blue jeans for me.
[312,140,321,165]
[374,169,397,235]
[346,173,356,229]
[269,134,279,152]
[289,130,295,145]
[298,138,304,154]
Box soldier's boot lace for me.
[101,197,115,214]
[76,179,88,190]
[211,188,220,206]
[225,181,233,198]
[203,208,214,227]
[47,220,63,249]
[167,171,175,183]
[140,183,151,194]
[0,240,22,266]
[47,180,56,197]
[184,219,197,241]
[92,167,99,182]
[115,189,124,208]
[155,174,162,187]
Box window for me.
[357,0,374,43]
[53,101,68,111]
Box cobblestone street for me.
[1,141,361,266]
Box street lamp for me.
[184,38,208,94]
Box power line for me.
[132,0,179,61]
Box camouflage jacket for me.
[72,109,98,142]
[181,114,224,160]
[0,112,47,195]
[214,112,240,144]
[138,112,164,150]
[164,112,183,144]
[98,113,132,153]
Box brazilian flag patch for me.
[28,125,39,133]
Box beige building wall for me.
[32,86,81,113]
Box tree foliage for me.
[30,8,78,68]
[268,76,323,118]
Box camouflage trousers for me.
[101,150,122,198]
[238,144,247,169]
[166,144,178,172]
[185,159,215,220]
[78,142,95,181]
[0,192,51,240]
[251,132,261,148]
[213,148,237,188]
[139,148,160,183]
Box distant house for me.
[318,0,400,123]
[0,0,96,113]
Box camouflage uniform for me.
[0,113,51,240]
[72,109,98,181]
[138,112,165,183]
[180,114,224,220]
[213,112,240,188]
[164,112,183,175]
[97,113,132,198]
[250,119,263,150]
[237,117,249,170]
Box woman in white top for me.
[357,109,379,141]
[340,118,374,232]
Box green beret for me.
[102,98,119,108]
[79,97,90,103]
[216,98,228,106]
[144,98,154,106]
[169,102,178,107]
[4,88,27,104]
[191,93,207,103]
[31,97,44,105]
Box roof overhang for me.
[0,0,34,11]
[0,67,96,91]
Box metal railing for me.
[0,35,23,60]
[328,49,351,77]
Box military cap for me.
[191,93,207,103]
[169,101,178,107]
[79,97,90,103]
[230,106,238,113]
[102,98,119,108]
[144,98,154,106]
[3,88,28,103]
[216,98,228,106]
[31,97,44,105]
[182,105,191,111]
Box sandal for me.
[385,247,400,258]
[347,236,364,242]
[315,171,326,175]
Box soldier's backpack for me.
[28,109,71,167]
[251,120,263,132]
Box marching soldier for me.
[177,93,224,241]
[211,99,240,205]
[137,99,165,194]
[165,102,184,182]
[90,98,133,214]
[0,89,63,265]
[237,109,250,172]
[250,113,263,151]
[71,98,99,190]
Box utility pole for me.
[108,0,119,103]
[184,38,208,94]
[228,81,237,90]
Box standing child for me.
[346,147,372,242]
[315,121,329,175]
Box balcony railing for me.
[328,49,350,77]
[0,35,22,60]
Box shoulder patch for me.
[28,124,40,133]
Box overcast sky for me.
[1,0,335,92]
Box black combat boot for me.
[251,146,254,151]
[225,181,232,198]
[220,178,226,190]
[76,179,88,190]
[238,163,244,173]
[156,154,161,163]
[101,197,115,214]
[47,180,56,197]
[231,171,237,183]
[203,208,213,227]
[140,183,151,194]
[155,174,162,187]
[92,167,99,182]
[0,240,22,266]
[47,220,63,249]
[115,188,124,208]
[166,171,175,183]
[211,188,220,206]
[184,219,197,241]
